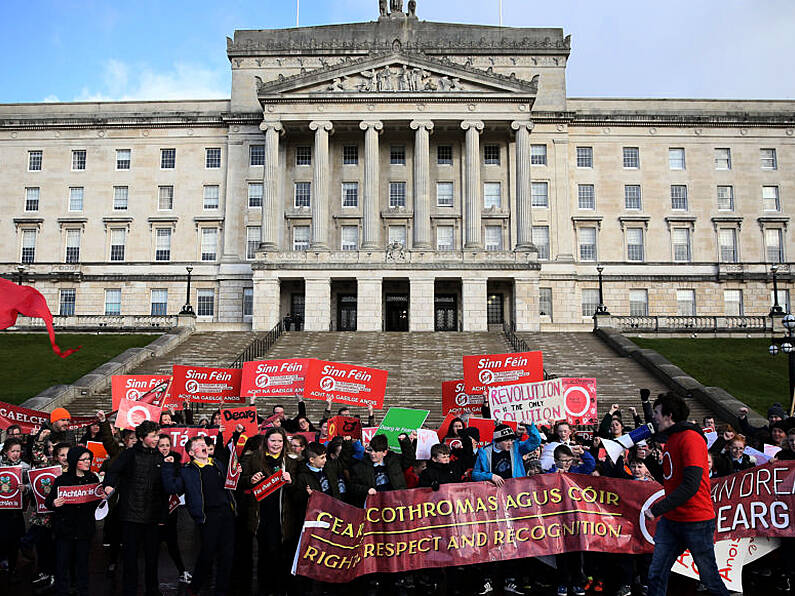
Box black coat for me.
[105,442,166,524]
[44,471,99,540]
[419,460,466,488]
[350,451,407,507]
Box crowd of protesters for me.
[0,389,793,596]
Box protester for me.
[737,403,786,447]
[48,408,78,446]
[156,434,191,585]
[726,435,755,472]
[24,436,58,589]
[0,437,30,578]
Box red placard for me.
[115,398,162,431]
[0,401,50,434]
[57,483,104,505]
[253,471,287,501]
[444,437,464,450]
[171,365,243,404]
[561,378,598,426]
[86,442,108,474]
[225,442,241,490]
[220,407,258,440]
[326,416,362,441]
[441,380,485,416]
[303,360,387,409]
[29,466,62,513]
[466,417,495,448]
[111,375,174,410]
[0,466,23,509]
[168,494,182,515]
[361,427,378,445]
[462,351,544,395]
[240,358,310,398]
[289,431,318,445]
[437,413,458,441]
[159,427,220,463]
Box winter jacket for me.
[161,458,234,525]
[44,447,98,540]
[104,442,166,525]
[548,450,596,475]
[472,425,542,482]
[47,425,79,447]
[350,450,409,506]
[239,451,299,541]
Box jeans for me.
[647,517,729,596]
[192,508,235,595]
[122,522,160,596]
[55,538,90,596]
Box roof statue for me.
[380,0,414,16]
[390,0,404,13]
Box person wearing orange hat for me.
[47,408,77,446]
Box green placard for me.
[375,407,430,453]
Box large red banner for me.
[159,427,220,463]
[171,365,243,404]
[240,358,310,398]
[0,401,50,434]
[0,466,24,510]
[57,483,104,505]
[29,466,62,513]
[303,360,387,409]
[441,380,485,417]
[462,351,544,395]
[111,375,178,410]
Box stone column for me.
[304,277,331,331]
[252,272,280,331]
[259,121,284,249]
[461,120,484,248]
[357,277,383,331]
[514,276,541,332]
[310,121,333,250]
[511,120,535,250]
[410,120,434,248]
[462,277,487,331]
[409,277,435,331]
[360,120,383,249]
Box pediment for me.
[256,52,539,98]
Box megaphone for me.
[602,423,654,464]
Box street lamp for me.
[179,266,195,315]
[15,264,27,285]
[769,312,795,408]
[595,264,610,314]
[770,265,785,316]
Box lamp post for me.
[15,264,27,285]
[179,266,195,315]
[770,265,784,316]
[769,312,795,412]
[596,264,609,314]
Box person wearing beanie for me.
[47,408,78,447]
[44,446,99,596]
[737,402,789,448]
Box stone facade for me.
[1,3,794,332]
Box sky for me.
[2,0,794,104]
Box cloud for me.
[42,94,61,103]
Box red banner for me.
[253,471,287,501]
[86,441,108,474]
[221,406,258,440]
[326,416,362,441]
[57,483,104,505]
[462,351,544,395]
[0,401,51,434]
[115,398,162,431]
[172,365,243,404]
[225,442,241,490]
[159,427,220,463]
[29,466,62,513]
[303,360,388,409]
[0,466,24,510]
[240,358,310,398]
[111,375,174,410]
[441,380,485,417]
[561,378,598,426]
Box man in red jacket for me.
[644,393,729,596]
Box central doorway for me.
[338,295,357,331]
[434,295,458,331]
[384,294,409,331]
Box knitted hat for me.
[50,407,71,423]
[768,403,787,420]
[493,424,517,442]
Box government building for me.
[2,1,794,333]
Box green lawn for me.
[0,333,157,404]
[632,337,789,417]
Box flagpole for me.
[499,0,503,26]
[296,0,300,27]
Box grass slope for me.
[632,337,789,417]
[0,333,156,405]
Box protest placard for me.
[361,427,378,445]
[764,444,782,459]
[0,466,23,510]
[561,377,598,425]
[253,471,287,501]
[29,466,62,513]
[303,360,388,409]
[240,358,310,398]
[375,408,429,453]
[171,365,243,404]
[466,417,495,448]
[159,427,220,463]
[416,429,441,460]
[441,380,484,417]
[488,378,564,425]
[57,483,104,505]
[326,416,362,441]
[436,413,458,441]
[86,441,108,474]
[111,375,174,410]
[115,398,162,431]
[462,351,543,395]
[225,442,241,490]
[220,406,258,440]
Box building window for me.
[714,148,731,170]
[437,145,452,165]
[65,229,80,263]
[531,144,547,165]
[761,148,777,170]
[576,146,593,168]
[629,289,648,316]
[160,148,176,169]
[203,185,219,210]
[626,228,644,262]
[158,186,174,210]
[341,225,358,251]
[109,228,126,262]
[578,184,595,210]
[624,185,642,210]
[763,186,780,211]
[113,186,129,210]
[341,182,359,208]
[672,228,691,262]
[205,148,221,168]
[671,185,688,210]
[71,150,86,171]
[483,182,501,208]
[151,289,168,316]
[484,144,500,165]
[388,225,406,247]
[243,288,254,318]
[669,148,685,170]
[724,289,743,316]
[197,289,214,317]
[485,226,502,251]
[28,150,42,171]
[436,225,454,251]
[116,149,131,170]
[201,228,218,261]
[717,186,734,211]
[582,289,599,317]
[532,226,550,260]
[718,228,738,263]
[436,182,454,207]
[250,145,265,166]
[155,228,172,261]
[676,289,696,316]
[623,147,640,169]
[579,227,597,262]
[105,289,122,315]
[487,294,504,324]
[531,182,549,208]
[389,182,406,207]
[343,145,358,165]
[21,229,36,263]
[296,146,311,166]
[294,182,311,208]
[773,290,791,313]
[69,187,84,212]
[539,288,553,318]
[59,289,76,316]
[390,145,406,165]
[765,228,784,263]
[246,226,260,260]
[247,182,263,208]
[25,187,39,212]
[293,226,310,251]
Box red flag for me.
[0,278,80,358]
